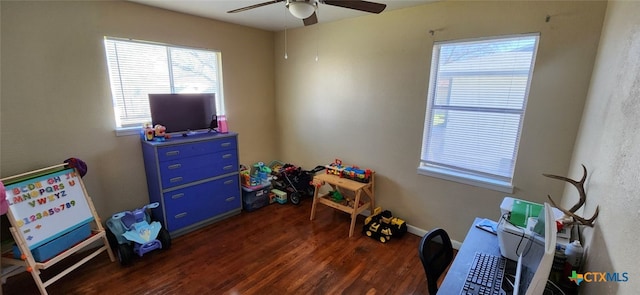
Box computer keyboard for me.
[460,252,507,295]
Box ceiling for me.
[129,0,436,31]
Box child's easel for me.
[1,163,115,295]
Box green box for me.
[510,199,543,228]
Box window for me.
[418,34,540,193]
[104,37,223,134]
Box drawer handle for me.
[175,212,187,219]
[224,180,234,185]
[171,193,185,199]
[223,165,234,170]
[221,142,231,147]
[170,177,183,183]
[222,153,232,159]
[168,164,182,170]
[225,197,236,202]
[165,150,180,156]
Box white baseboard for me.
[360,210,463,250]
[407,224,463,250]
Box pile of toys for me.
[325,159,373,183]
[238,161,325,208]
[324,190,364,208]
[239,162,273,212]
[142,123,170,142]
[240,162,272,188]
[362,207,407,243]
[270,162,325,205]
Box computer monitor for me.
[513,202,557,295]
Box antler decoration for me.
[543,164,599,227]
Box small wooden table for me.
[309,172,375,237]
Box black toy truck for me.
[362,207,407,243]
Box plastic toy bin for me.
[242,184,271,212]
[13,222,92,262]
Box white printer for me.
[497,197,544,260]
[497,197,570,260]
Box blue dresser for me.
[141,132,241,237]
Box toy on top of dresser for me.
[142,123,171,141]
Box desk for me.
[309,173,375,237]
[440,218,576,295]
[439,218,503,293]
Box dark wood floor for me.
[2,199,433,295]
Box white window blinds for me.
[419,34,539,191]
[104,38,222,129]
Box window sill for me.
[115,127,141,137]
[417,166,514,194]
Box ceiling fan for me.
[227,0,387,26]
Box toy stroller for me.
[271,164,325,205]
[105,202,171,265]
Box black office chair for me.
[418,228,454,295]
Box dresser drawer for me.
[163,175,241,232]
[157,137,237,162]
[160,150,238,189]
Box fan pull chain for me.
[315,9,319,62]
[284,6,288,59]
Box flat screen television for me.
[148,93,216,135]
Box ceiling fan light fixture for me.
[287,0,316,19]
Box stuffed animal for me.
[154,124,168,141]
[143,123,154,141]
[64,157,88,178]
[154,124,166,137]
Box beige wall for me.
[566,0,640,293]
[5,2,633,292]
[2,0,635,292]
[0,1,277,219]
[274,1,607,241]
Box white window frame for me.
[418,33,540,193]
[103,37,225,136]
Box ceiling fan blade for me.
[303,12,318,26]
[227,0,284,13]
[322,0,386,14]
